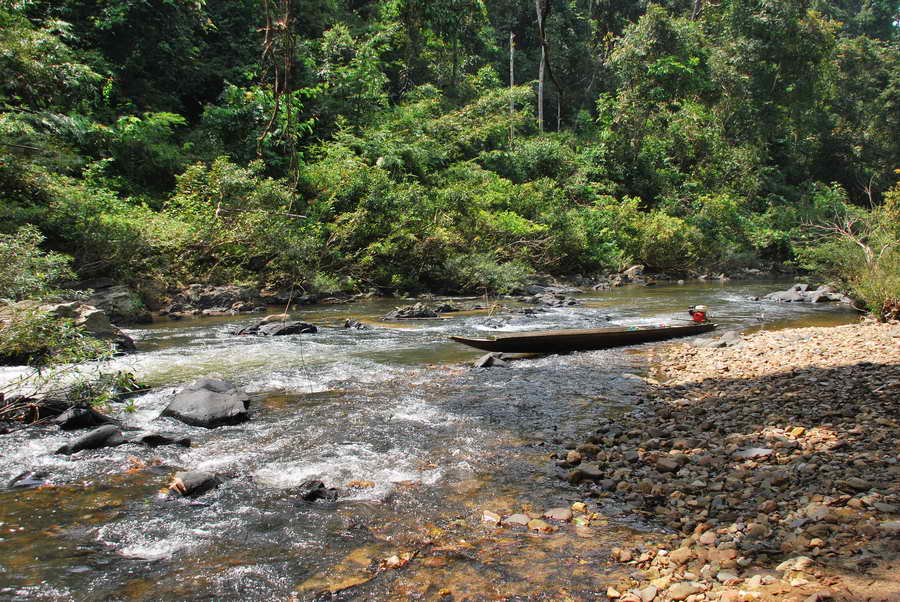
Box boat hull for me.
[450,323,717,353]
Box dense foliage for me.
[1,1,898,309]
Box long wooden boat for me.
[450,322,716,353]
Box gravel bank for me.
[563,321,900,601]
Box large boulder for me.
[383,303,439,320]
[257,321,317,336]
[763,284,849,304]
[160,378,251,428]
[87,285,152,324]
[41,302,135,351]
[520,292,582,307]
[233,320,318,336]
[161,284,268,317]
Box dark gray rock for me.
[289,480,339,503]
[521,293,582,307]
[170,471,222,497]
[568,465,604,485]
[53,406,120,431]
[256,321,317,336]
[160,378,251,428]
[344,319,368,330]
[126,432,191,448]
[56,424,125,455]
[87,285,152,324]
[383,303,439,320]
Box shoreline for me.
[565,320,899,601]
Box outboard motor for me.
[688,305,709,323]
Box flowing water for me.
[0,282,857,600]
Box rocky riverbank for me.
[558,321,899,601]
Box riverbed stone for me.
[125,432,191,448]
[289,480,339,503]
[8,470,51,489]
[161,378,251,428]
[667,582,703,600]
[527,518,555,533]
[482,510,502,525]
[168,471,222,497]
[502,513,530,527]
[257,321,317,336]
[53,406,120,430]
[543,507,573,522]
[567,464,604,484]
[474,353,507,368]
[55,424,125,455]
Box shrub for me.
[798,179,900,320]
[443,252,531,295]
[632,210,704,271]
[0,225,75,301]
[0,306,111,367]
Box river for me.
[0,281,857,600]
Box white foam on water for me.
[117,538,191,561]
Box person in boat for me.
[688,305,709,323]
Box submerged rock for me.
[160,378,251,428]
[55,424,125,455]
[8,470,51,489]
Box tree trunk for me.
[538,45,545,132]
[691,0,703,20]
[509,31,515,148]
[534,0,564,130]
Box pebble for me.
[482,511,501,525]
[543,507,573,522]
[502,513,529,526]
[667,582,703,600]
[527,519,555,533]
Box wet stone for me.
[55,425,125,455]
[8,470,51,489]
[53,406,120,431]
[482,511,501,525]
[543,507,573,522]
[502,513,530,526]
[288,480,339,503]
[161,378,251,428]
[168,471,222,498]
[527,519,555,533]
